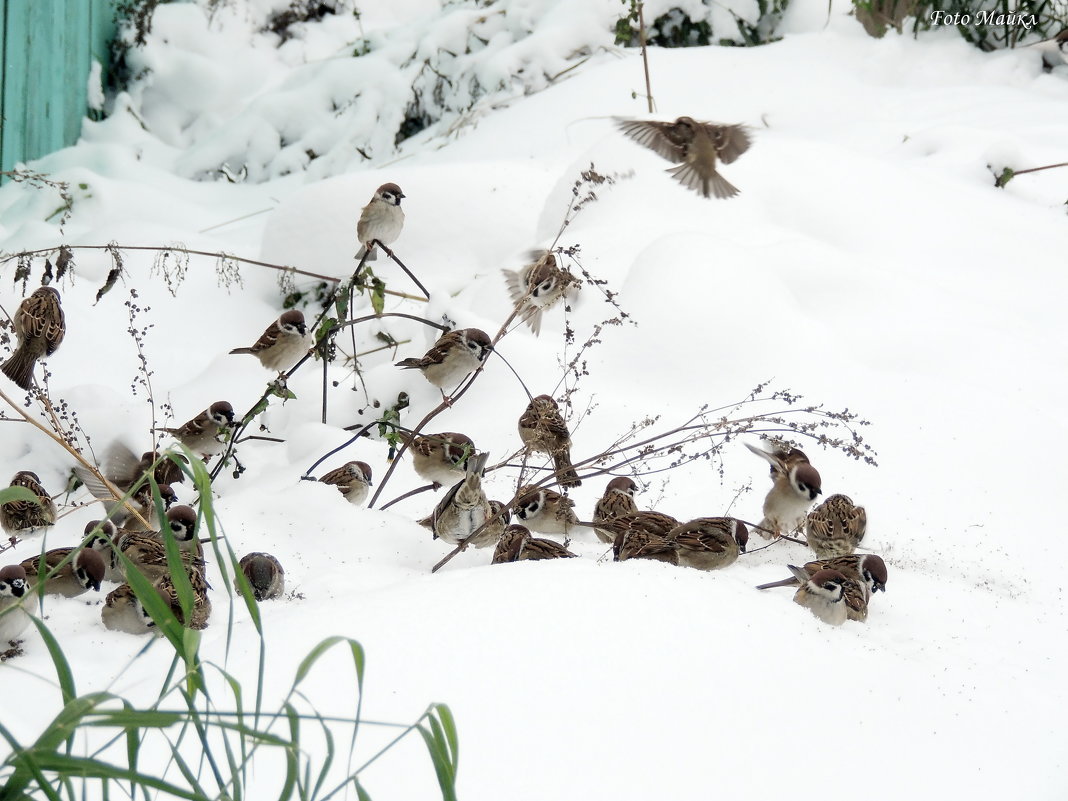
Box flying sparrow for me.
[756,554,887,623]
[1,286,65,390]
[592,477,640,544]
[319,461,373,505]
[616,116,751,199]
[805,494,867,559]
[492,524,578,564]
[420,451,493,546]
[395,328,493,394]
[0,564,34,646]
[101,583,157,635]
[666,517,749,571]
[608,511,682,565]
[19,547,106,597]
[745,442,822,538]
[407,431,476,488]
[160,401,235,457]
[229,310,310,372]
[356,182,405,262]
[75,459,178,531]
[513,485,579,537]
[789,567,853,625]
[502,251,580,336]
[237,552,285,601]
[518,394,581,487]
[0,471,58,535]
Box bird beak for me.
[874,582,886,592]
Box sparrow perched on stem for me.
[407,432,476,488]
[19,547,106,597]
[159,401,235,457]
[0,471,57,535]
[1,286,65,390]
[492,524,578,564]
[356,183,405,262]
[502,251,580,336]
[805,494,867,559]
[667,517,748,571]
[789,567,853,626]
[236,552,285,601]
[513,485,579,537]
[608,511,682,565]
[229,310,309,372]
[518,395,581,487]
[420,451,493,546]
[319,461,373,505]
[101,583,157,635]
[395,328,492,394]
[616,116,751,199]
[592,477,640,544]
[0,565,35,646]
[756,554,887,623]
[745,442,822,538]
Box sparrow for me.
[407,431,476,488]
[789,567,853,626]
[101,583,157,635]
[75,443,186,526]
[745,442,822,538]
[229,310,310,372]
[592,477,640,544]
[0,564,34,646]
[395,328,493,393]
[319,461,373,505]
[356,182,405,261]
[19,547,106,597]
[667,517,749,571]
[420,451,493,546]
[1,286,65,390]
[616,116,751,199]
[756,553,887,623]
[74,462,178,531]
[513,485,579,537]
[0,471,58,535]
[518,395,581,487]
[160,401,235,457]
[115,505,203,582]
[84,519,123,582]
[491,524,578,564]
[607,511,682,565]
[805,494,867,559]
[502,251,580,336]
[156,566,212,630]
[236,552,285,601]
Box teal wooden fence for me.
[1,0,117,178]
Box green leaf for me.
[370,277,386,316]
[995,166,1014,187]
[27,617,76,705]
[0,486,41,506]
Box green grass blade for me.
[27,617,76,705]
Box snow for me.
[1,0,1067,797]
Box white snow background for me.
[1,0,1067,797]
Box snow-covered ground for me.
[1,0,1067,797]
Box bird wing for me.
[616,119,689,163]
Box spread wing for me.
[616,119,689,163]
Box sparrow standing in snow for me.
[592,477,640,544]
[0,565,35,647]
[518,394,581,487]
[156,566,212,630]
[115,505,203,582]
[420,451,493,546]
[356,183,405,262]
[0,471,57,536]
[19,547,106,597]
[745,442,822,538]
[667,517,748,571]
[229,310,310,372]
[789,567,857,625]
[319,461,373,505]
[1,286,65,390]
[84,519,123,583]
[756,553,887,623]
[805,494,867,559]
[502,251,580,335]
[101,583,157,635]
[395,328,492,395]
[408,432,476,488]
[616,116,751,199]
[492,524,578,564]
[513,485,579,538]
[607,511,682,565]
[236,552,285,601]
[160,401,235,457]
